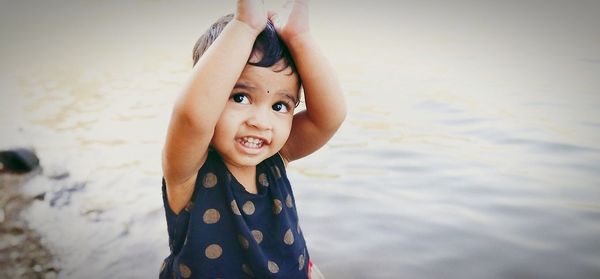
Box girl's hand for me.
[235,0,268,35]
[268,0,310,43]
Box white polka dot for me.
[205,244,222,259]
[251,230,263,244]
[231,200,241,215]
[284,228,295,245]
[268,261,279,274]
[272,166,282,179]
[298,254,305,270]
[273,199,283,215]
[242,264,254,276]
[242,201,255,215]
[203,173,217,188]
[238,235,249,249]
[258,173,269,186]
[202,209,220,224]
[179,263,191,278]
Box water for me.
[1,0,600,278]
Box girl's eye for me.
[232,93,250,104]
[272,102,291,113]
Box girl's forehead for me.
[238,65,300,94]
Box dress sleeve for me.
[162,177,192,255]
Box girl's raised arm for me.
[271,0,347,163]
[162,1,266,214]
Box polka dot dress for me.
[160,151,310,278]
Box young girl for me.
[160,1,345,278]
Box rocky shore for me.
[0,149,60,279]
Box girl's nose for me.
[246,107,272,130]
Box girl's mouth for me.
[238,137,264,149]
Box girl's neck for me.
[224,162,258,194]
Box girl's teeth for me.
[241,137,263,148]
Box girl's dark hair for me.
[192,14,297,74]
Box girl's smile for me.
[236,135,268,154]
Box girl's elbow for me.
[328,108,347,134]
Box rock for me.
[1,171,60,278]
[34,192,46,201]
[33,264,43,272]
[44,270,58,279]
[0,148,40,174]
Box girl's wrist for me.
[231,18,264,38]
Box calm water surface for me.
[1,1,599,278]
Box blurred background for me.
[1,0,600,278]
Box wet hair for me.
[192,14,297,75]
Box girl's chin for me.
[221,150,272,168]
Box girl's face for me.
[211,62,299,172]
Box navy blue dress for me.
[160,150,310,278]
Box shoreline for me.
[0,172,60,278]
